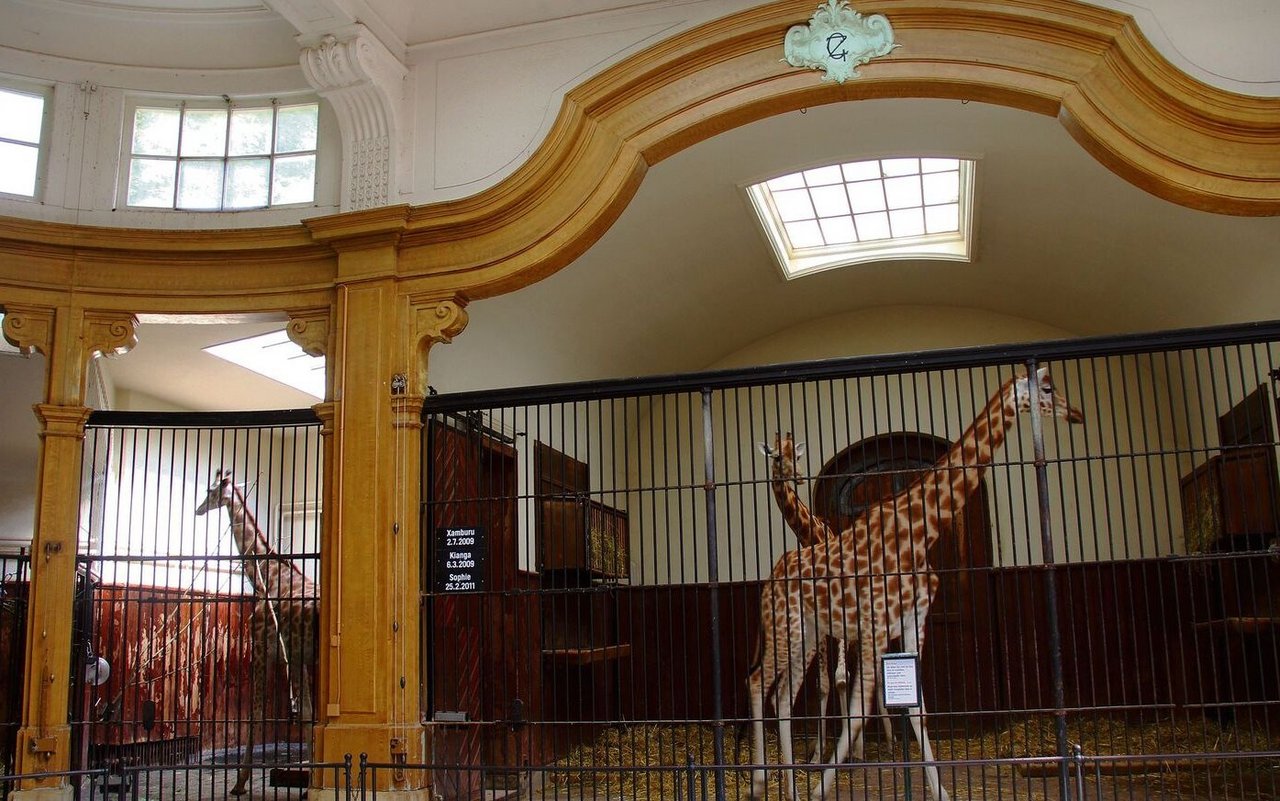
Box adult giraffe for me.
[196,470,318,796]
[748,369,1084,801]
[758,433,895,762]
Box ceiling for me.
[2,1,1278,409]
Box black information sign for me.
[433,527,487,593]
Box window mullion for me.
[268,99,279,207]
[172,103,186,209]
[220,101,233,211]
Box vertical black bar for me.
[1025,358,1070,801]
[698,388,726,801]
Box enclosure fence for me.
[69,409,323,800]
[420,320,1280,801]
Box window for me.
[746,156,976,279]
[203,328,325,399]
[126,100,319,211]
[0,85,48,199]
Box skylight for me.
[746,157,976,279]
[204,329,324,400]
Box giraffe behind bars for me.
[758,432,896,762]
[196,469,318,796]
[749,369,1084,801]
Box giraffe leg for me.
[750,592,789,801]
[900,608,948,801]
[777,633,817,801]
[810,637,829,763]
[811,628,885,801]
[231,609,269,796]
[747,663,770,800]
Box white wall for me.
[82,424,322,591]
[618,307,1191,584]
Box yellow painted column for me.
[307,208,468,796]
[3,305,136,798]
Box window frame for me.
[744,155,979,280]
[0,78,54,203]
[120,94,321,213]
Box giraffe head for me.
[194,470,235,516]
[758,433,806,482]
[1012,367,1084,424]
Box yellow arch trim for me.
[2,0,1278,306]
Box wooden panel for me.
[425,420,536,799]
[539,499,629,579]
[84,585,286,753]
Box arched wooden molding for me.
[394,0,1280,302]
[0,0,1276,307]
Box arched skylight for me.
[745,157,976,279]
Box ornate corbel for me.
[82,311,138,360]
[2,304,55,356]
[287,308,331,358]
[410,295,469,397]
[300,25,408,211]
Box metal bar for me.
[86,409,320,429]
[1026,357,1071,801]
[699,388,726,801]
[424,319,1280,411]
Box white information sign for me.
[881,652,921,709]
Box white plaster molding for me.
[783,0,898,84]
[300,25,408,210]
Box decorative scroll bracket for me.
[300,25,408,211]
[784,0,899,83]
[286,308,331,358]
[410,296,469,399]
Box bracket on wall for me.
[27,736,57,756]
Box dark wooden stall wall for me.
[614,558,1224,732]
[425,420,541,798]
[1,577,28,776]
[87,584,302,758]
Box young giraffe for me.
[749,369,1083,801]
[196,470,319,796]
[757,433,894,763]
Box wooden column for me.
[307,208,468,796]
[3,305,136,797]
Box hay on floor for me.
[540,716,1280,801]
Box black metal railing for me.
[420,319,1280,801]
[70,410,323,799]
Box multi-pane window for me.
[746,156,976,279]
[126,101,319,211]
[0,86,48,198]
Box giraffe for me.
[195,470,318,796]
[757,433,893,762]
[748,369,1083,801]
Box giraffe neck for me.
[225,487,286,599]
[914,377,1019,544]
[769,451,833,546]
[226,486,318,602]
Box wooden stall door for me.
[425,419,537,798]
[814,433,1001,736]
